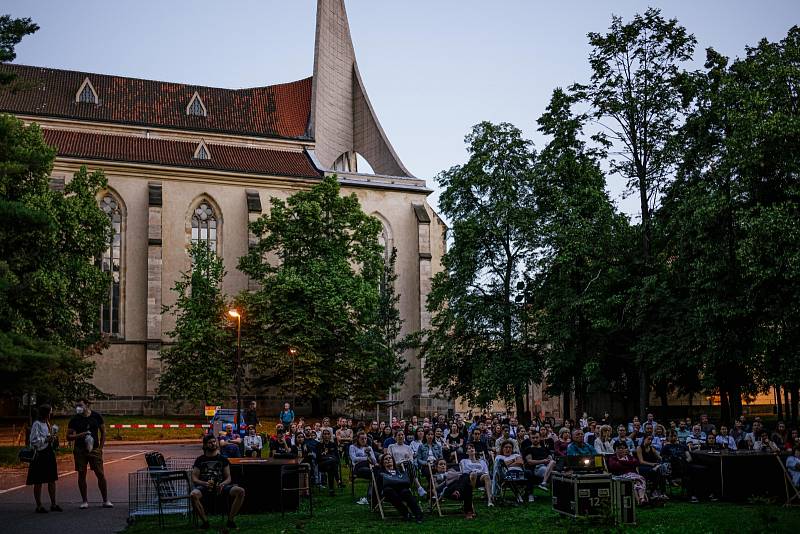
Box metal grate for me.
[127,467,192,522]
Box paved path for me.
[0,443,200,533]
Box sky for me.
[4,0,798,218]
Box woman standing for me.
[27,404,61,513]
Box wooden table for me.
[228,457,299,513]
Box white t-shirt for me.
[389,443,414,465]
[459,457,488,475]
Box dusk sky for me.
[4,0,798,218]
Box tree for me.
[532,88,636,418]
[423,122,540,416]
[0,114,109,406]
[158,244,234,405]
[0,15,38,86]
[238,175,400,413]
[571,8,696,414]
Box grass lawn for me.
[124,476,800,534]
[0,445,73,468]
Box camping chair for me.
[493,462,528,506]
[280,463,313,518]
[369,467,389,519]
[428,465,472,517]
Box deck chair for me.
[428,465,472,517]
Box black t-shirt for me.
[193,454,230,484]
[524,445,551,463]
[68,411,104,451]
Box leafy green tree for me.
[238,175,396,413]
[158,244,234,405]
[423,122,540,415]
[0,114,109,406]
[0,15,38,86]
[532,89,636,417]
[571,8,696,414]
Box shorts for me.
[533,464,548,478]
[195,483,237,498]
[74,448,104,475]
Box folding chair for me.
[493,462,528,505]
[369,467,388,519]
[428,465,472,517]
[150,470,193,530]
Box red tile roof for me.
[0,64,312,140]
[42,129,321,179]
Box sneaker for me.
[417,486,427,497]
[690,496,699,503]
[465,512,476,519]
[79,502,89,509]
[527,494,535,503]
[356,497,369,505]
[709,494,718,502]
[35,506,47,514]
[102,501,114,508]
[538,483,549,491]
[50,505,63,512]
[487,501,495,508]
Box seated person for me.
[686,425,706,451]
[523,432,556,490]
[787,445,800,489]
[459,443,493,507]
[243,425,262,458]
[445,423,464,462]
[676,421,691,443]
[416,429,443,479]
[296,432,316,466]
[699,434,722,451]
[771,421,788,449]
[628,421,644,447]
[607,441,648,504]
[367,422,383,454]
[316,429,341,495]
[432,458,475,519]
[467,428,491,462]
[566,429,597,456]
[349,431,377,505]
[272,433,298,458]
[493,425,520,455]
[753,432,780,453]
[388,430,426,497]
[594,425,615,455]
[493,440,532,502]
[636,435,666,498]
[785,429,799,452]
[611,426,635,451]
[554,428,571,457]
[652,425,667,451]
[715,425,737,450]
[218,436,241,458]
[190,435,246,531]
[269,424,286,453]
[223,423,243,446]
[376,454,423,523]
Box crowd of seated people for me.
[203,405,799,523]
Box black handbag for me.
[18,447,36,463]
[380,470,411,490]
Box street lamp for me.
[228,309,242,436]
[288,347,298,409]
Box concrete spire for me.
[309,0,413,177]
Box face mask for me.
[76,406,85,414]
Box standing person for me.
[67,399,112,509]
[243,401,259,429]
[27,404,61,513]
[279,402,295,429]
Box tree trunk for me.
[730,385,742,422]
[719,387,731,425]
[656,382,669,408]
[562,388,572,423]
[514,385,526,422]
[784,386,791,422]
[791,385,799,427]
[775,384,783,420]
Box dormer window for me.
[193,140,211,160]
[186,91,207,117]
[75,77,98,104]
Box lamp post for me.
[228,309,242,436]
[288,347,298,409]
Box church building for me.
[0,1,448,416]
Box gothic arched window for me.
[191,201,218,252]
[99,193,123,335]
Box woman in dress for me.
[27,404,61,513]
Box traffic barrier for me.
[109,424,210,429]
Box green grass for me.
[124,477,800,534]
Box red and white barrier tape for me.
[109,424,210,429]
